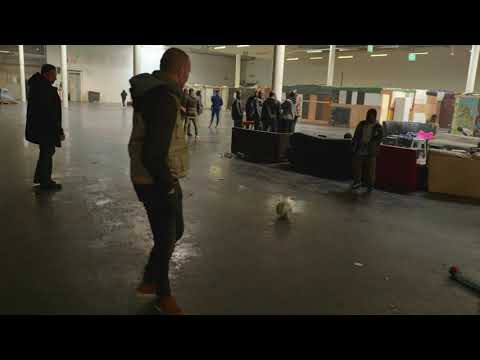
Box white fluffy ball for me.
[276,197,294,220]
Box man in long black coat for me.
[25,64,65,190]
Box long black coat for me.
[26,73,63,147]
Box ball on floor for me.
[276,197,294,220]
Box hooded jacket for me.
[352,120,383,157]
[261,96,281,123]
[128,71,189,196]
[25,73,63,147]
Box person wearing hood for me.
[185,88,199,138]
[231,90,244,128]
[25,64,64,190]
[261,92,281,132]
[351,109,383,193]
[128,48,191,315]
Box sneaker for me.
[136,282,157,298]
[351,183,361,190]
[154,296,184,315]
[38,181,62,191]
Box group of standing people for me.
[231,89,300,133]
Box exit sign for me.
[367,45,374,53]
[408,53,416,61]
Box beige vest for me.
[128,94,189,184]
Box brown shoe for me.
[136,282,157,298]
[154,296,184,315]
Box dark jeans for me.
[283,119,295,133]
[34,143,55,185]
[185,116,198,136]
[353,155,376,188]
[142,182,184,296]
[254,118,263,131]
[210,109,220,127]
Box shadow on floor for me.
[421,192,480,206]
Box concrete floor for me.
[0,102,479,315]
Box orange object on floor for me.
[155,296,184,315]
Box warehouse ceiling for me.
[176,45,455,60]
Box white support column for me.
[60,45,68,109]
[235,54,241,88]
[465,45,480,93]
[326,45,336,86]
[271,45,286,98]
[133,45,141,75]
[18,45,26,103]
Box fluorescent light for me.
[213,46,226,50]
[338,55,353,59]
[370,53,388,57]
[413,52,428,55]
[286,57,299,61]
[309,57,323,60]
[0,50,10,53]
[306,49,323,53]
[236,45,250,48]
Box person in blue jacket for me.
[209,89,223,128]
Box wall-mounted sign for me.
[408,53,416,61]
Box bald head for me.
[159,48,191,89]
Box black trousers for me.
[142,182,184,296]
[121,97,126,106]
[233,118,243,128]
[254,118,263,131]
[263,118,278,132]
[34,143,56,185]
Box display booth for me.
[283,85,458,130]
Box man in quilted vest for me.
[128,48,190,315]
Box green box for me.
[408,53,416,61]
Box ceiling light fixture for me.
[236,45,250,48]
[370,53,388,57]
[413,52,428,55]
[286,57,299,61]
[306,49,323,53]
[213,46,226,50]
[309,57,323,60]
[338,55,354,59]
[0,50,10,53]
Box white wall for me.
[242,58,272,86]
[46,45,237,103]
[47,45,133,103]
[187,52,235,86]
[244,46,480,93]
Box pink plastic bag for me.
[416,130,434,140]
